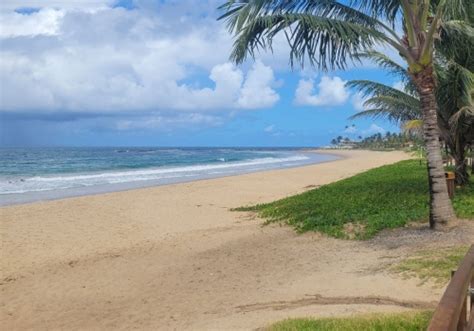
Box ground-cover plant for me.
[391,246,469,285]
[219,0,474,228]
[235,160,474,239]
[453,180,474,219]
[265,310,432,331]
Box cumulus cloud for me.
[0,8,64,37]
[0,0,113,11]
[363,123,386,135]
[0,1,280,130]
[295,76,349,106]
[238,60,280,109]
[351,92,367,111]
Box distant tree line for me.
[330,132,423,150]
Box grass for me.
[266,310,432,331]
[453,179,474,218]
[235,160,474,239]
[391,245,469,285]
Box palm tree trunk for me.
[413,66,456,228]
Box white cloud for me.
[295,76,349,106]
[0,8,64,37]
[0,4,280,119]
[338,124,386,138]
[0,1,112,11]
[363,124,386,135]
[238,60,279,109]
[115,113,223,131]
[351,92,367,111]
[180,63,244,110]
[264,124,275,133]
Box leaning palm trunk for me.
[218,0,471,228]
[413,66,455,226]
[348,51,473,188]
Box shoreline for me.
[0,149,340,207]
[4,149,445,330]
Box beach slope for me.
[1,150,457,330]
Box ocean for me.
[0,147,338,205]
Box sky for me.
[0,0,403,147]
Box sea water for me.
[0,147,338,205]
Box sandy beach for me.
[1,150,472,330]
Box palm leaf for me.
[219,1,393,69]
[353,51,417,94]
[437,20,474,71]
[346,80,418,101]
[449,106,474,133]
[347,79,420,124]
[403,120,424,137]
[360,95,420,121]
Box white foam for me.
[0,155,310,195]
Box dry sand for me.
[1,150,471,330]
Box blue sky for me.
[0,0,402,147]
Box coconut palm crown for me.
[347,51,474,185]
[218,0,473,228]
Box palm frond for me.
[440,0,472,22]
[231,13,388,69]
[355,51,406,75]
[219,0,397,26]
[349,108,390,120]
[219,1,392,69]
[436,60,474,121]
[437,20,474,71]
[349,0,401,26]
[404,119,423,129]
[353,50,418,93]
[353,95,420,122]
[403,120,424,137]
[347,78,421,124]
[346,80,418,101]
[449,105,474,135]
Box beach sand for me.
[1,150,471,330]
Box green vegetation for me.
[453,181,474,219]
[235,160,474,239]
[219,0,472,227]
[266,310,432,331]
[331,131,423,151]
[391,246,469,285]
[346,47,474,186]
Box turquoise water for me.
[0,147,337,205]
[0,147,290,176]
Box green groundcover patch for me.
[391,245,469,285]
[265,310,433,331]
[235,160,474,239]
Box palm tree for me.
[218,0,471,227]
[436,60,474,184]
[347,51,473,185]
